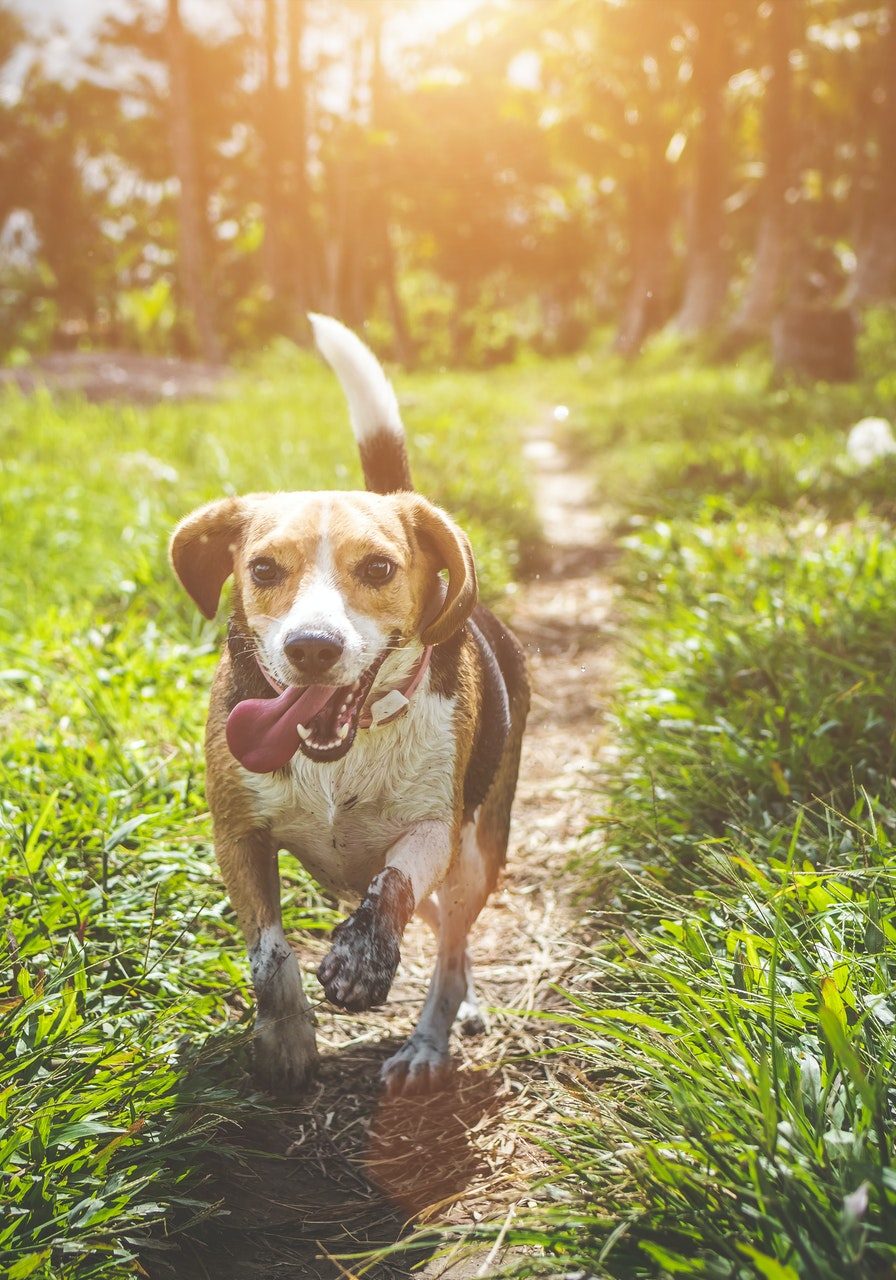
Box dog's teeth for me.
[296,725,311,742]
[337,724,349,741]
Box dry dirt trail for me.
[170,421,617,1280]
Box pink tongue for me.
[226,684,340,773]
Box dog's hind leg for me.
[414,894,440,935]
[415,897,487,1038]
[381,820,489,1094]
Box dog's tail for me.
[309,313,412,495]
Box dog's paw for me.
[253,1016,319,1097]
[317,911,400,1012]
[380,1034,453,1097]
[317,868,413,1013]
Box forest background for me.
[3,0,895,371]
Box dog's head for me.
[170,490,477,761]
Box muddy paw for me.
[381,1034,453,1097]
[254,1017,319,1097]
[317,868,412,1012]
[317,912,401,1011]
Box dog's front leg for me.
[317,819,452,1013]
[216,831,318,1095]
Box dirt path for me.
[170,425,616,1280]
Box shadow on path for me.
[161,1043,504,1280]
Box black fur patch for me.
[428,626,464,699]
[317,867,414,1012]
[463,608,516,814]
[358,431,413,495]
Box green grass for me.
[7,320,896,1277]
[544,312,896,526]
[520,516,896,1278]
[491,318,896,1276]
[0,347,537,1278]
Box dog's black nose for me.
[283,630,345,679]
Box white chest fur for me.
[241,688,458,899]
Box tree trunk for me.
[261,0,286,311]
[672,0,729,337]
[369,7,414,364]
[165,0,221,361]
[849,0,896,304]
[772,306,856,381]
[327,146,364,328]
[614,158,674,356]
[332,31,368,329]
[286,0,315,313]
[731,0,795,336]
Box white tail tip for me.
[308,313,403,443]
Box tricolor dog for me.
[170,316,529,1096]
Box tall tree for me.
[285,0,315,312]
[166,0,221,361]
[731,0,797,336]
[368,3,414,363]
[672,0,730,337]
[849,0,896,304]
[261,0,287,315]
[607,1,683,355]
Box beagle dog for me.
[170,316,529,1096]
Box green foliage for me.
[533,791,896,1277]
[611,516,896,842]
[497,345,896,1276]
[3,1,889,363]
[556,335,896,523]
[526,516,896,1276]
[117,280,177,353]
[0,353,536,1274]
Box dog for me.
[170,315,529,1096]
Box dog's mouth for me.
[225,651,390,773]
[292,652,388,763]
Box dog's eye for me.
[360,556,396,585]
[249,558,282,585]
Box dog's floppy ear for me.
[170,497,246,619]
[409,496,478,646]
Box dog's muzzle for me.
[226,647,432,772]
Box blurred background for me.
[1,0,894,373]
